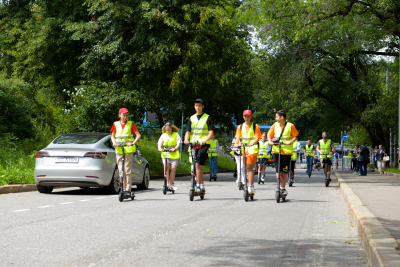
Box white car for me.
[34,133,150,194]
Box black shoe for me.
[281,189,288,196]
[123,191,130,197]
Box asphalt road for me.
[0,168,368,267]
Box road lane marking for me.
[12,209,30,213]
[94,197,107,199]
[60,202,74,205]
[79,199,91,202]
[37,205,54,209]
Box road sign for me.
[343,134,348,141]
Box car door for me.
[131,151,144,183]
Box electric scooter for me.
[189,142,206,201]
[257,159,265,185]
[161,147,175,195]
[231,145,244,190]
[237,143,254,202]
[287,160,294,187]
[321,152,331,187]
[273,141,287,203]
[118,144,135,202]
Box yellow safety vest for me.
[189,113,211,145]
[305,144,314,156]
[258,140,268,159]
[291,140,298,160]
[319,139,332,158]
[240,123,259,155]
[114,121,136,154]
[208,140,218,157]
[161,132,181,160]
[272,122,293,155]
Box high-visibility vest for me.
[305,144,314,156]
[161,132,181,160]
[189,113,211,145]
[348,152,353,158]
[114,121,136,154]
[208,139,218,157]
[291,140,298,160]
[272,122,293,155]
[258,140,268,158]
[188,149,193,163]
[240,123,259,155]
[319,139,332,158]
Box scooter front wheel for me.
[162,186,167,195]
[189,189,194,201]
[244,190,249,202]
[118,193,123,202]
[238,181,243,190]
[275,191,281,203]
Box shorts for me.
[272,154,291,173]
[257,158,268,166]
[243,153,257,165]
[161,157,179,166]
[192,145,209,166]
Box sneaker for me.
[200,187,206,193]
[248,187,255,194]
[123,191,131,197]
[170,185,178,191]
[260,177,265,182]
[195,186,201,193]
[281,189,288,196]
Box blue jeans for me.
[209,156,218,175]
[306,156,313,173]
[374,156,377,169]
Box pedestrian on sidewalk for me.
[358,142,370,176]
[353,145,360,174]
[158,122,181,191]
[334,151,339,169]
[373,145,378,169]
[375,145,387,175]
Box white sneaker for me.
[236,178,239,183]
[248,187,255,194]
[170,185,178,191]
[260,176,265,182]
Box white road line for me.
[12,209,30,213]
[60,202,74,205]
[37,205,54,209]
[94,197,107,200]
[79,199,91,202]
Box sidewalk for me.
[336,170,400,266]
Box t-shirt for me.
[267,123,299,155]
[186,113,215,132]
[110,120,139,135]
[235,123,262,140]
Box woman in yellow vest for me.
[207,133,219,181]
[234,110,261,194]
[267,110,299,197]
[158,122,181,191]
[110,108,141,198]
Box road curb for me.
[0,184,37,195]
[383,171,400,179]
[0,170,235,194]
[335,172,400,267]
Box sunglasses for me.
[164,123,172,126]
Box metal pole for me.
[341,131,343,171]
[398,40,400,170]
[180,112,183,163]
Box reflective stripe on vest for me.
[208,140,218,157]
[240,123,259,155]
[272,122,293,155]
[291,140,298,160]
[189,113,211,145]
[319,139,332,158]
[115,121,136,154]
[161,132,181,160]
[258,140,268,158]
[305,144,314,156]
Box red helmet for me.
[119,108,130,114]
[243,110,252,116]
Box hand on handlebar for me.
[285,141,291,145]
[184,140,189,145]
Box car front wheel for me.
[137,166,150,190]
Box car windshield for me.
[53,134,108,144]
